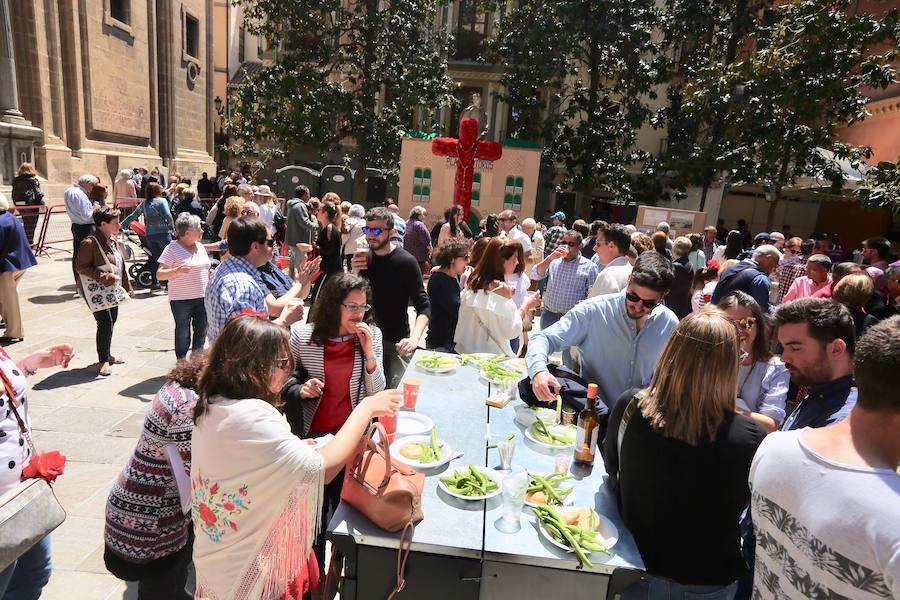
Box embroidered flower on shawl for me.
[192,475,251,543]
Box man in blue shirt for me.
[64,174,99,289]
[205,217,303,342]
[526,252,678,409]
[711,245,781,315]
[774,297,857,430]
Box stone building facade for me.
[1,0,215,198]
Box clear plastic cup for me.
[498,466,528,532]
[497,439,516,470]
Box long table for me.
[327,350,645,599]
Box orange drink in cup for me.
[403,379,421,410]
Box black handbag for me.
[518,364,610,433]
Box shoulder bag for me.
[0,374,66,571]
[79,236,129,312]
[337,422,423,599]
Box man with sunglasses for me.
[526,252,677,408]
[498,209,532,255]
[589,223,632,298]
[351,207,430,387]
[205,217,305,342]
[530,230,599,367]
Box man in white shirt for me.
[498,210,532,252]
[589,223,633,298]
[64,174,99,287]
[749,316,900,600]
[521,218,543,268]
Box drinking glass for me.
[497,466,528,532]
[497,439,516,470]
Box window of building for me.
[109,0,129,24]
[103,0,133,36]
[184,12,200,60]
[454,0,489,61]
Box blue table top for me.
[327,350,645,574]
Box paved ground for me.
[19,251,185,599]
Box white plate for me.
[437,465,503,500]
[503,357,527,372]
[390,435,453,469]
[524,474,574,508]
[460,353,500,367]
[415,355,458,373]
[514,405,558,428]
[395,412,435,438]
[537,510,619,554]
[524,423,576,449]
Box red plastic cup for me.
[276,255,289,270]
[403,379,421,410]
[379,414,397,443]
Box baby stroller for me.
[121,221,156,288]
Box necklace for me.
[737,360,759,402]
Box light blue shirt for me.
[63,185,94,225]
[526,290,678,408]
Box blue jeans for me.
[145,233,171,286]
[0,534,52,599]
[620,576,738,600]
[170,298,207,359]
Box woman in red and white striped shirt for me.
[157,213,211,359]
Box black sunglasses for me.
[263,238,275,247]
[625,291,660,309]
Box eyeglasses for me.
[362,226,384,236]
[275,356,290,369]
[625,291,660,309]
[456,254,470,261]
[734,317,757,330]
[263,238,275,247]
[342,302,371,313]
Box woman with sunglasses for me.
[426,238,469,352]
[286,272,387,571]
[716,291,789,432]
[191,313,399,599]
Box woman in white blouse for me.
[716,291,789,432]
[455,238,540,357]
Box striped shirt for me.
[288,323,386,437]
[158,241,211,301]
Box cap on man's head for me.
[753,232,773,244]
[551,211,566,221]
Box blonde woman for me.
[603,309,766,599]
[218,196,246,260]
[832,273,878,337]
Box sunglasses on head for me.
[625,291,660,309]
[362,226,384,236]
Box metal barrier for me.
[11,205,50,253]
[33,205,75,256]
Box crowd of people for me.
[0,165,898,600]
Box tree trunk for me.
[765,192,779,231]
[353,164,368,205]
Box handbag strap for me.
[616,392,643,459]
[0,368,36,457]
[91,235,114,269]
[387,520,414,600]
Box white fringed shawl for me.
[191,397,324,600]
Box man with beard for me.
[351,207,430,388]
[526,251,677,409]
[774,297,857,431]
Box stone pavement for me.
[18,252,179,599]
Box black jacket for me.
[11,175,44,206]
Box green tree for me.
[227,0,457,199]
[486,0,665,204]
[666,0,900,228]
[856,161,900,214]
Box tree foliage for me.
[485,0,665,202]
[663,0,900,226]
[226,0,457,187]
[856,161,900,214]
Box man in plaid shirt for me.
[531,229,599,368]
[775,237,811,304]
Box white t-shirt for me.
[0,351,31,496]
[750,429,900,599]
[505,272,531,308]
[158,241,211,301]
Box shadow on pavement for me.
[32,366,100,389]
[27,294,76,305]
[118,377,167,402]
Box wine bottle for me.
[574,383,600,465]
